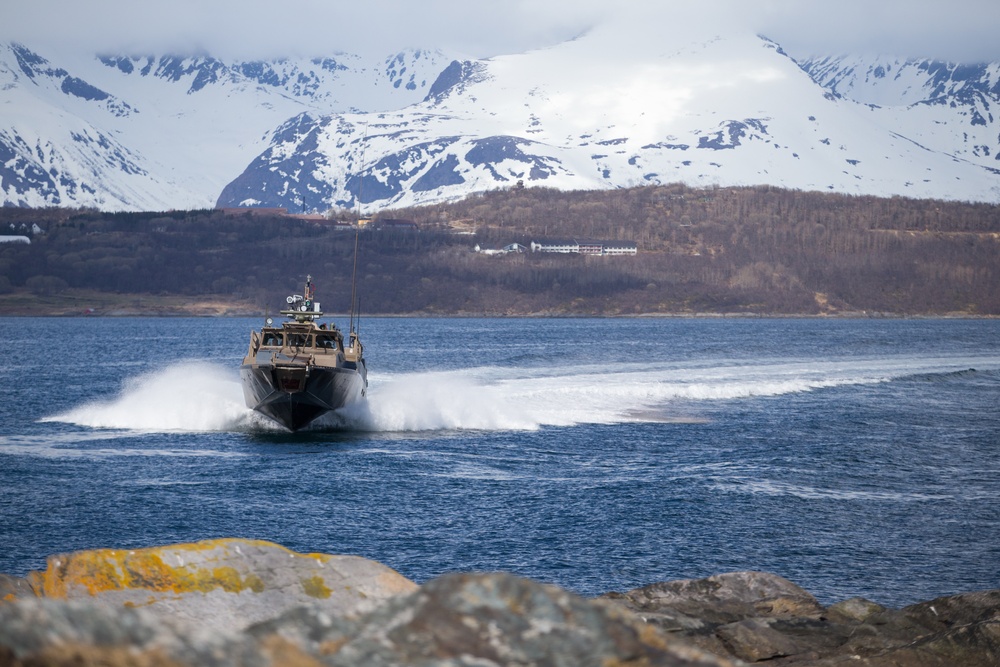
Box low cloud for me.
[1,0,996,63]
[755,0,1000,63]
[0,0,603,60]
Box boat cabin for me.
[259,328,342,351]
[245,319,364,366]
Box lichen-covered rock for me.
[715,617,810,662]
[602,575,1000,666]
[825,596,886,624]
[901,589,1000,633]
[828,590,1000,667]
[21,538,416,632]
[0,597,258,667]
[0,574,31,603]
[252,571,741,667]
[4,544,1000,667]
[604,571,825,628]
[1,571,741,667]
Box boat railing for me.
[344,332,364,362]
[248,330,260,357]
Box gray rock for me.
[901,589,1000,632]
[601,577,1000,666]
[825,596,886,624]
[715,617,804,662]
[0,574,32,601]
[603,571,825,628]
[0,597,268,667]
[247,605,358,657]
[5,542,1000,667]
[828,590,1000,667]
[254,571,741,667]
[24,538,417,632]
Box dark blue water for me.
[1,317,998,607]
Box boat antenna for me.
[349,121,368,335]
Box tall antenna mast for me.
[349,122,369,335]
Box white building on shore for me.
[530,239,636,256]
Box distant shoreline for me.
[0,290,993,319]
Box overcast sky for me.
[2,0,998,63]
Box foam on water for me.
[710,478,954,502]
[0,433,246,459]
[40,354,1000,434]
[43,362,253,432]
[330,372,538,432]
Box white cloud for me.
[0,0,604,60]
[1,0,997,63]
[753,0,1000,62]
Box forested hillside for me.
[1,183,998,315]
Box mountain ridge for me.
[2,19,999,212]
[0,42,451,210]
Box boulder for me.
[0,574,31,603]
[825,596,886,624]
[901,589,1000,632]
[249,571,741,666]
[715,617,805,662]
[4,544,1000,667]
[601,574,1000,666]
[603,571,825,629]
[21,538,416,632]
[0,571,739,667]
[0,597,317,667]
[829,590,1000,666]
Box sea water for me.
[1,316,998,607]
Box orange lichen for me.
[123,552,181,592]
[210,566,246,593]
[22,538,418,606]
[301,576,332,599]
[318,639,349,656]
[258,635,326,667]
[21,643,184,667]
[244,573,266,593]
[34,551,127,598]
[29,540,280,598]
[637,622,672,650]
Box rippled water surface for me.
[1,316,998,606]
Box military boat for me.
[240,275,367,431]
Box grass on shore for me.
[0,289,261,317]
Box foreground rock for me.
[1,540,998,666]
[603,572,1000,665]
[9,538,416,632]
[248,572,735,666]
[1,558,735,666]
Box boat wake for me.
[42,362,254,432]
[41,354,1000,435]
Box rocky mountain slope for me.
[2,11,999,212]
[0,42,449,210]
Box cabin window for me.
[316,334,338,350]
[262,332,282,347]
[286,333,312,348]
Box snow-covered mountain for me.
[2,13,1000,212]
[797,55,1000,171]
[0,42,449,209]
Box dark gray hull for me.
[240,363,367,431]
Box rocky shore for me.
[1,539,997,666]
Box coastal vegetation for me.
[0,183,998,315]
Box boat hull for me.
[240,363,367,431]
